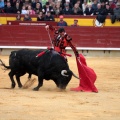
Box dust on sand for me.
[0,56,120,120]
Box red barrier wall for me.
[0,26,120,48]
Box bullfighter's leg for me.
[9,71,16,88]
[33,73,44,91]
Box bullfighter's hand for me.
[45,25,49,31]
[66,35,72,41]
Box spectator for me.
[72,3,83,15]
[71,19,80,27]
[70,0,78,6]
[92,0,98,11]
[63,0,73,9]
[21,5,28,14]
[0,0,4,13]
[54,1,62,15]
[37,11,44,21]
[4,1,14,13]
[16,14,21,21]
[16,0,23,10]
[84,3,94,16]
[13,1,22,14]
[48,0,55,9]
[9,0,16,7]
[57,15,68,26]
[94,3,107,23]
[44,11,55,21]
[109,0,116,9]
[62,3,72,15]
[27,5,35,14]
[0,0,4,8]
[111,2,120,23]
[76,0,82,10]
[82,0,88,13]
[31,0,42,10]
[23,0,31,9]
[34,2,42,14]
[101,1,106,9]
[23,14,32,21]
[42,2,55,15]
[105,3,114,15]
[94,3,104,15]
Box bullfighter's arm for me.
[64,34,79,57]
[69,41,79,57]
[45,25,58,46]
[45,25,58,33]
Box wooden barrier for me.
[0,26,120,49]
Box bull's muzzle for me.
[59,85,66,90]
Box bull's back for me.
[16,49,43,67]
[9,49,43,71]
[16,49,42,57]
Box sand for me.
[0,55,120,120]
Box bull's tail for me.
[0,59,11,69]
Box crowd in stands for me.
[0,0,120,24]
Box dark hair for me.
[16,14,21,20]
[46,2,49,5]
[58,27,65,33]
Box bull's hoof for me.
[33,87,39,91]
[11,84,15,88]
[18,85,23,88]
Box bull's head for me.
[58,70,79,90]
[56,69,72,89]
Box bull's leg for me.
[15,75,22,88]
[15,72,26,88]
[9,71,16,88]
[33,73,44,91]
[28,73,32,80]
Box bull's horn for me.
[61,70,69,77]
[72,72,79,79]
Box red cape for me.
[70,54,98,92]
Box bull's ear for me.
[61,70,69,77]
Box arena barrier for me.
[0,25,120,56]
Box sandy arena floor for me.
[0,55,120,120]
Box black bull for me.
[0,49,78,91]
